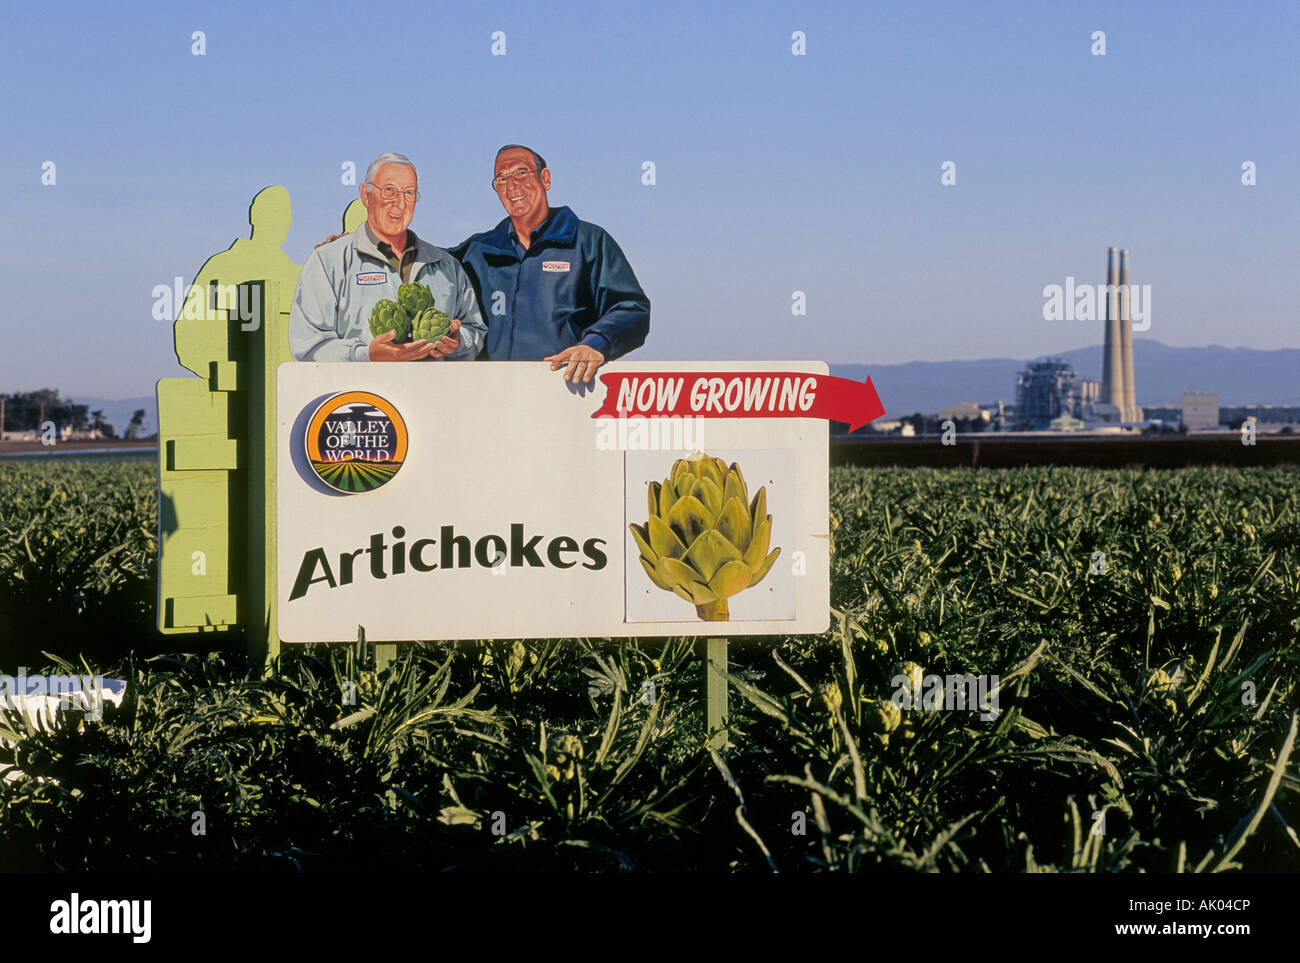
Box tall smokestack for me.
[1119,249,1138,421]
[1102,246,1124,419]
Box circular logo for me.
[305,391,407,493]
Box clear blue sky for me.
[3,0,1297,398]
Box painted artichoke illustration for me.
[398,281,435,317]
[369,298,412,342]
[413,306,452,343]
[630,452,780,621]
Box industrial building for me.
[937,401,991,423]
[1014,361,1101,429]
[1016,247,1143,430]
[1096,247,1142,424]
[1015,359,1079,428]
[1178,392,1220,431]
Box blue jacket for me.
[449,206,649,361]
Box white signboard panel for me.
[276,361,829,642]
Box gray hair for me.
[495,144,547,173]
[365,152,416,186]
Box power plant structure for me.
[1012,247,1144,431]
[1099,247,1142,423]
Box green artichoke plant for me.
[369,299,412,343]
[892,661,926,709]
[413,306,451,343]
[862,697,902,734]
[630,452,780,621]
[397,282,435,317]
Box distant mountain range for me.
[62,342,1298,429]
[832,342,1300,417]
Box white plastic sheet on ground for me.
[0,676,127,784]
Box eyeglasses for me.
[366,183,419,202]
[493,167,540,189]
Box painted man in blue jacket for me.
[448,145,650,384]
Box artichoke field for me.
[1,460,1297,872]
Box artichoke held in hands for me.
[413,307,452,343]
[369,299,412,343]
[398,282,435,318]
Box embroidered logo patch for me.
[356,273,387,285]
[541,261,571,273]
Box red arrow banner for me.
[593,371,886,432]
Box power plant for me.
[1013,247,1143,430]
[1100,247,1142,423]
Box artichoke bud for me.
[549,733,584,765]
[397,282,435,317]
[1146,662,1187,712]
[863,697,902,733]
[892,661,926,709]
[507,640,527,675]
[630,453,780,622]
[369,299,412,343]
[413,307,451,343]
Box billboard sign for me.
[276,361,830,642]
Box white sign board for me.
[276,361,829,642]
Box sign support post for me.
[706,637,728,750]
[244,280,288,674]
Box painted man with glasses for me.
[289,152,487,362]
[449,145,650,383]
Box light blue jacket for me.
[288,224,487,362]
